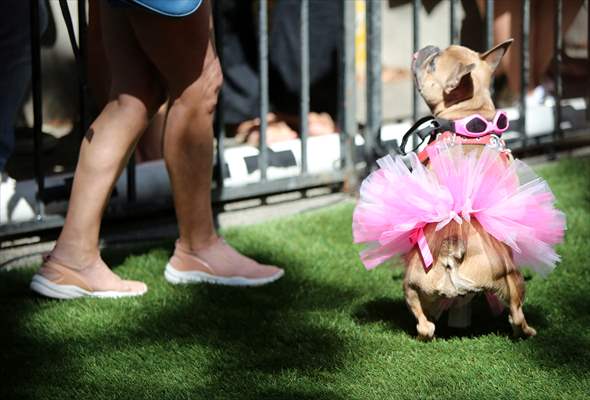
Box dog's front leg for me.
[404,281,436,340]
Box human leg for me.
[529,0,584,89]
[32,2,165,298]
[88,1,165,163]
[0,0,47,171]
[480,0,585,95]
[128,1,283,283]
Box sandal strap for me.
[40,260,93,292]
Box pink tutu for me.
[352,143,566,276]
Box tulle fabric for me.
[352,143,566,275]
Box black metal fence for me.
[1,0,588,241]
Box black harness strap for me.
[398,116,454,155]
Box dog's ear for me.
[443,62,475,107]
[444,62,475,95]
[480,38,513,72]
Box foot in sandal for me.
[165,237,284,286]
[30,255,148,299]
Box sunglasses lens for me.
[466,118,487,133]
[496,114,508,130]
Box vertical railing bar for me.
[340,0,357,188]
[300,0,309,174]
[213,0,227,191]
[485,0,494,49]
[412,0,420,148]
[485,0,494,94]
[258,0,269,181]
[554,0,563,142]
[127,155,136,202]
[338,3,345,168]
[366,0,382,170]
[58,0,80,62]
[78,0,88,139]
[30,0,45,218]
[449,0,459,45]
[519,0,530,146]
[586,0,589,122]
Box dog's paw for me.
[417,321,436,341]
[515,325,537,338]
[510,319,537,338]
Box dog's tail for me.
[437,233,474,293]
[439,235,465,269]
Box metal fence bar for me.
[213,0,227,190]
[519,0,530,144]
[30,0,45,218]
[340,0,356,188]
[366,0,382,169]
[258,0,269,181]
[412,0,420,147]
[485,0,494,49]
[450,0,459,45]
[12,0,589,241]
[485,0,494,93]
[586,0,589,122]
[58,0,80,62]
[554,0,563,141]
[78,0,88,137]
[127,155,136,202]
[300,0,309,174]
[212,171,346,204]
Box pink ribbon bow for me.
[409,226,433,272]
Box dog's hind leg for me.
[404,281,436,340]
[497,269,537,338]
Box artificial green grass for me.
[1,157,590,400]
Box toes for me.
[122,280,148,295]
[261,265,284,278]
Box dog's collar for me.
[417,131,511,164]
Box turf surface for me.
[1,157,589,399]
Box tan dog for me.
[404,39,537,340]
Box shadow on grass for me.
[523,290,590,373]
[352,295,549,340]
[0,268,78,399]
[353,292,590,373]
[0,244,356,399]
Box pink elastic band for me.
[410,227,433,271]
[485,292,505,316]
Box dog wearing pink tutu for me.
[353,39,565,340]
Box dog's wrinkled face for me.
[411,40,513,118]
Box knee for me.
[110,78,166,122]
[170,56,223,122]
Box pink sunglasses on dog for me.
[453,111,509,138]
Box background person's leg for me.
[128,1,282,280]
[529,0,584,90]
[0,53,30,172]
[48,2,164,292]
[219,0,260,127]
[0,0,47,171]
[269,0,340,121]
[481,0,584,96]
